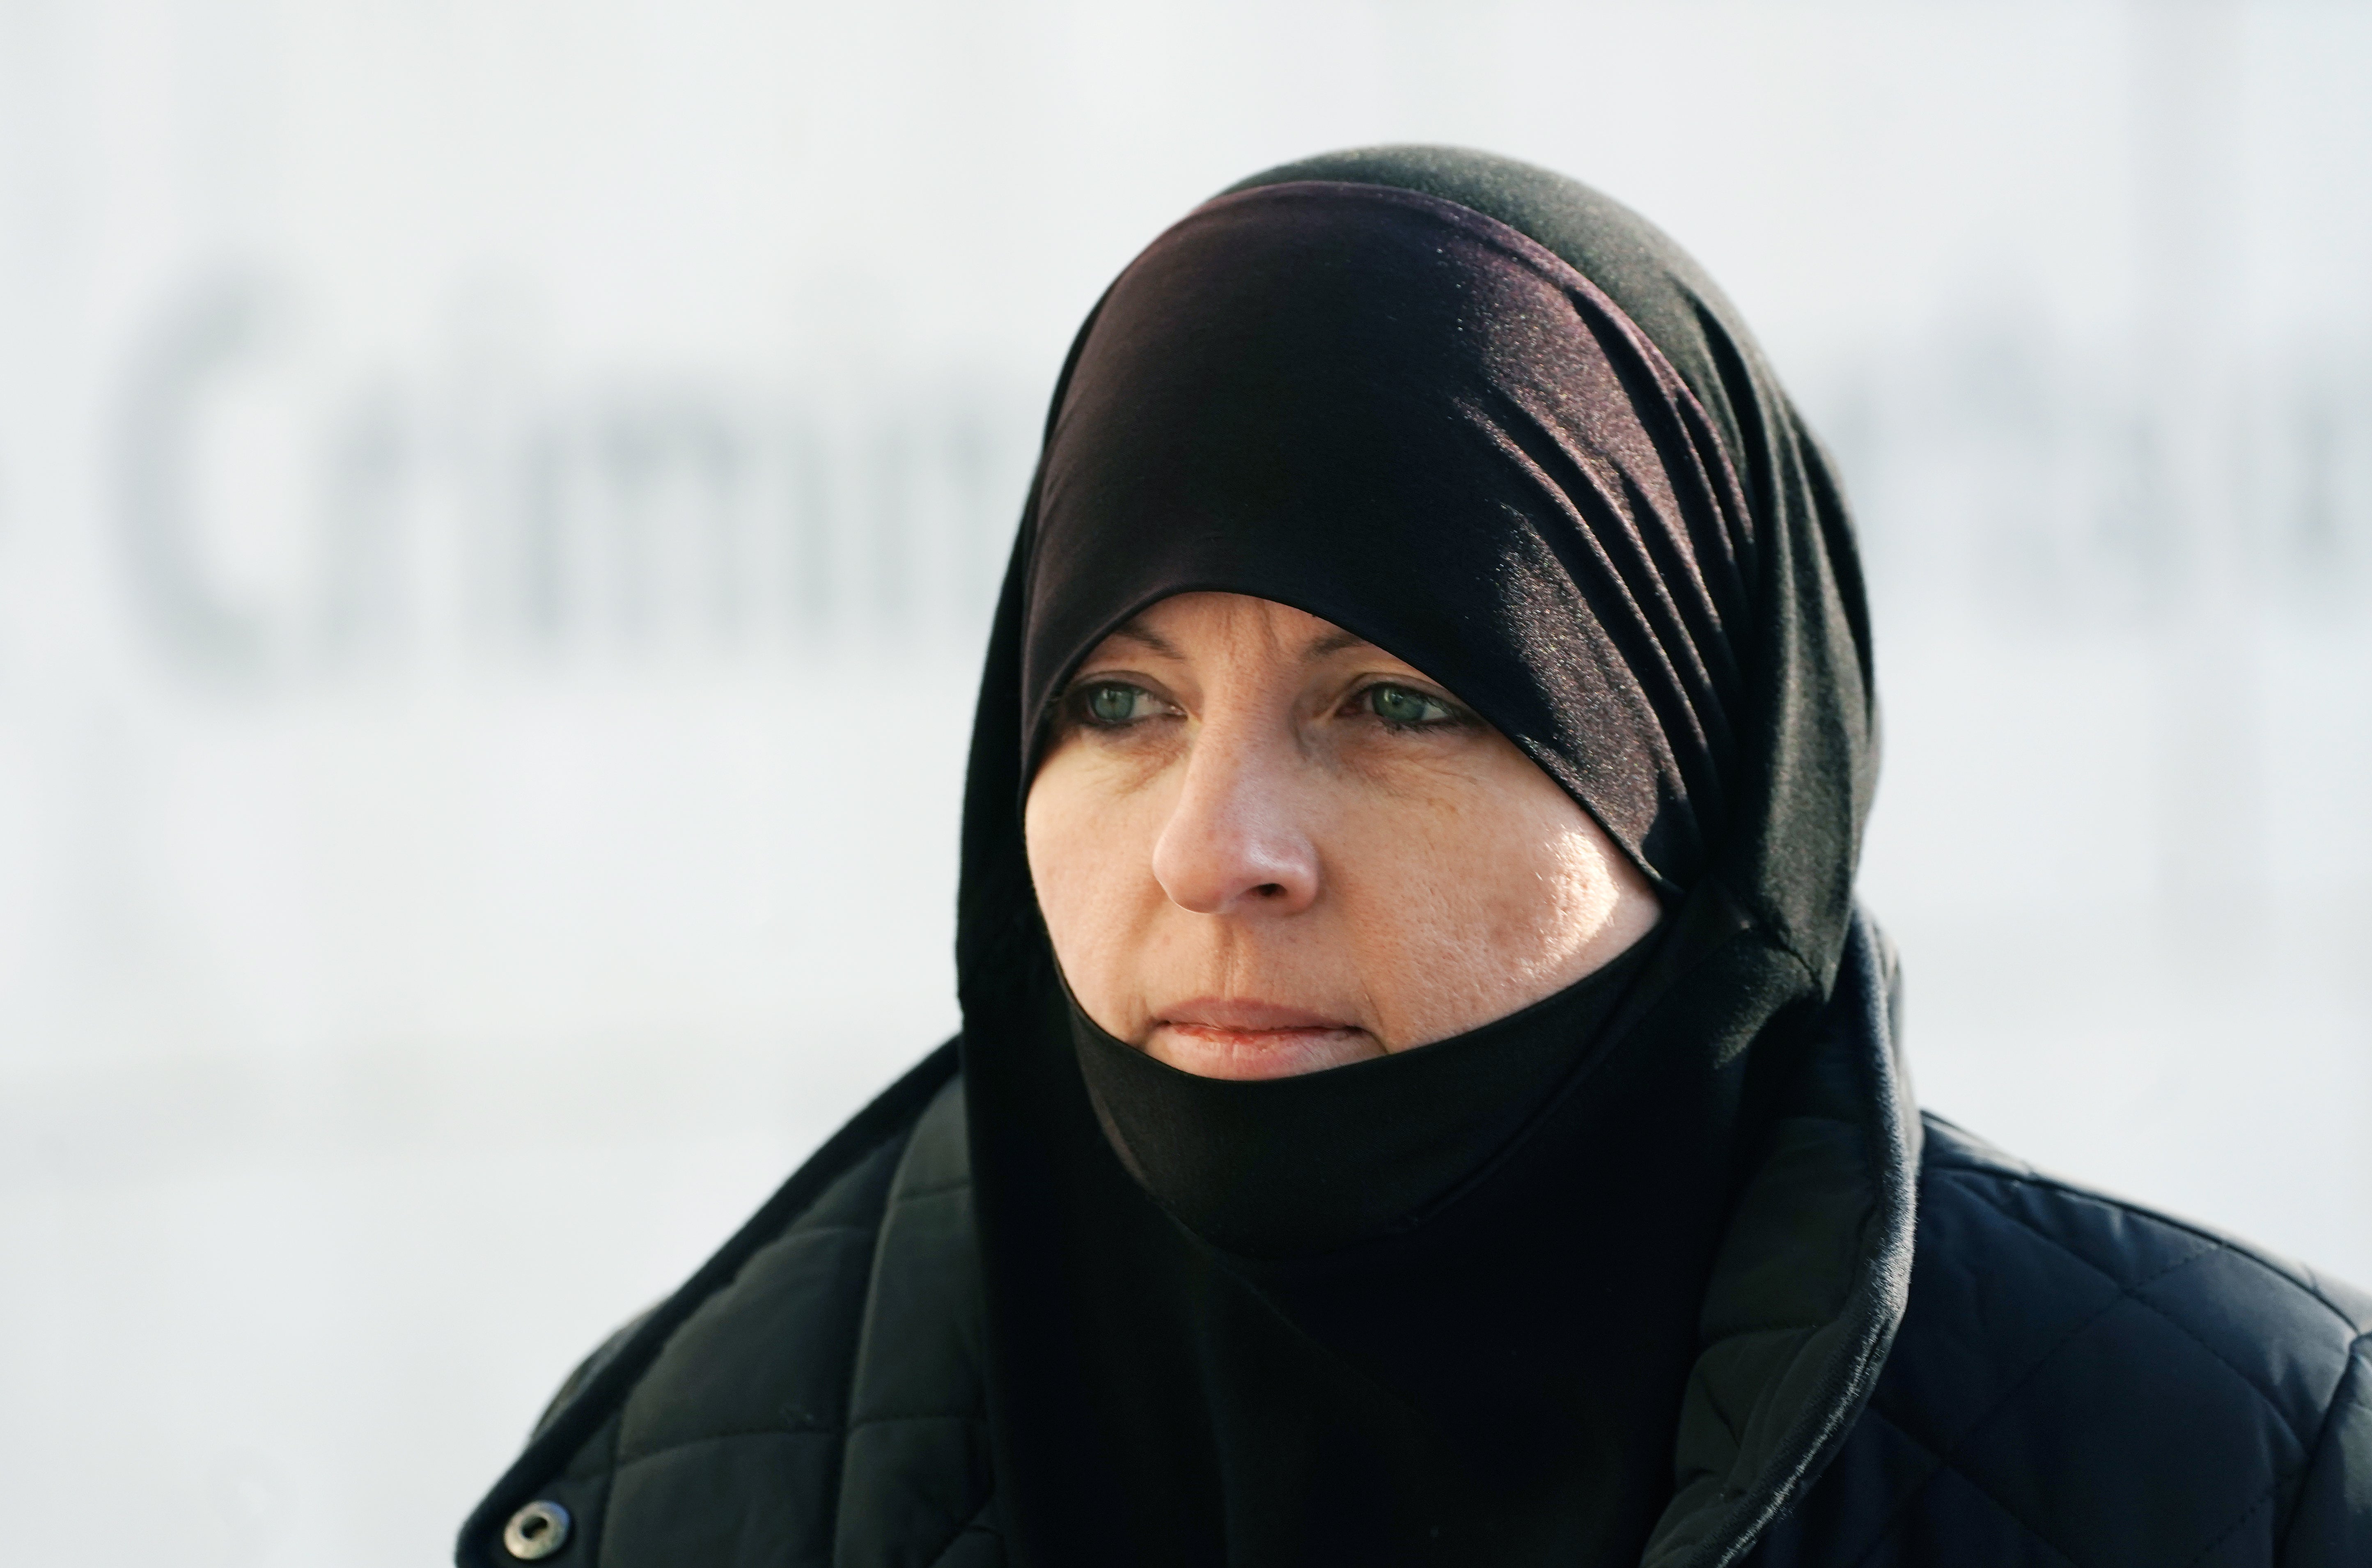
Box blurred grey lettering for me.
[112,279,1032,681]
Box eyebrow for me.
[1102,620,1183,659]
[1303,628,1373,659]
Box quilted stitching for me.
[1874,1201,2220,1452]
[923,1499,1004,1568]
[832,1081,995,1566]
[2180,1483,2280,1568]
[475,1062,2369,1568]
[1968,1179,2315,1449]
[615,1428,840,1468]
[1871,1197,2281,1562]
[1756,1127,2368,1568]
[1849,1406,2081,1568]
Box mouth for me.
[1144,999,1384,1080]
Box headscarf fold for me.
[1022,179,1758,890]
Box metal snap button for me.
[503,1499,572,1560]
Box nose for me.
[1150,720,1321,917]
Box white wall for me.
[0,2,2366,1562]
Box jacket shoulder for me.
[1759,1112,2372,1567]
[1917,1112,2372,1343]
[456,1044,1003,1568]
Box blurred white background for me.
[0,0,2366,1562]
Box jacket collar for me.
[1643,908,1921,1566]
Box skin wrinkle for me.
[1025,591,1661,1079]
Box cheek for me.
[1023,753,1170,1025]
[1329,777,1616,1041]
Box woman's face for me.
[1025,591,1661,1080]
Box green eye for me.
[1367,684,1454,727]
[1078,681,1154,727]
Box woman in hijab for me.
[459,147,2371,1568]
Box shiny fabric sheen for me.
[1024,181,1752,890]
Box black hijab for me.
[956,148,1876,1567]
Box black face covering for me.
[955,148,1875,1568]
[1071,935,1656,1260]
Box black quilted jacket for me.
[459,945,2372,1567]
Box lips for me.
[1145,998,1383,1080]
[1161,997,1352,1032]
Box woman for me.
[458,147,2370,1567]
